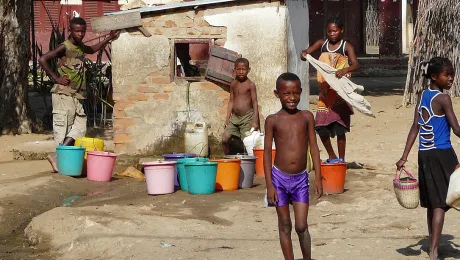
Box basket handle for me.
[394,168,416,181]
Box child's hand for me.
[300,50,308,61]
[252,122,259,131]
[456,164,460,170]
[396,159,406,171]
[109,30,120,40]
[54,75,70,86]
[335,68,349,78]
[314,179,323,199]
[267,185,278,206]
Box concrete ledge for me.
[12,141,55,160]
[12,140,115,161]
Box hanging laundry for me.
[306,54,375,117]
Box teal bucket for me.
[185,162,218,195]
[177,158,209,191]
[56,146,86,177]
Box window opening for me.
[174,39,211,81]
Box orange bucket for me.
[253,149,276,176]
[320,162,347,194]
[210,159,241,191]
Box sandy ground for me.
[1,78,460,260]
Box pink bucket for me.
[143,160,176,195]
[86,151,117,182]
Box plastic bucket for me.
[86,151,117,182]
[143,161,177,195]
[75,137,104,159]
[163,153,197,186]
[185,162,218,195]
[56,146,86,177]
[177,157,209,191]
[224,155,257,188]
[210,159,241,191]
[253,149,276,176]
[320,162,347,194]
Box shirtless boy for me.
[264,73,323,260]
[222,58,259,155]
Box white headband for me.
[421,63,429,75]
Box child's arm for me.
[336,43,359,78]
[224,82,235,128]
[397,103,421,170]
[250,83,260,131]
[83,30,120,54]
[306,111,323,199]
[300,40,325,61]
[440,94,460,137]
[38,45,70,86]
[264,115,277,205]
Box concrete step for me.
[12,140,115,160]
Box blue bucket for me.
[177,158,209,191]
[185,162,218,195]
[56,146,86,177]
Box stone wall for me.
[112,1,286,155]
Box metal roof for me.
[105,0,243,16]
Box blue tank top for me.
[418,88,452,150]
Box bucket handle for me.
[394,168,416,182]
[188,142,206,156]
[59,143,83,148]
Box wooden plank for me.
[91,12,142,33]
[206,70,234,84]
[210,46,239,62]
[138,26,152,37]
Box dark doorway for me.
[309,0,364,54]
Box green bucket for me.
[177,157,209,191]
[184,162,218,195]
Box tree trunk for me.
[0,0,33,134]
[403,0,460,105]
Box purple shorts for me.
[272,166,309,207]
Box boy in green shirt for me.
[39,17,119,172]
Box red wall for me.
[32,0,120,60]
[378,0,402,57]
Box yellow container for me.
[75,137,104,159]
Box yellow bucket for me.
[75,137,104,159]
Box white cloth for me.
[306,54,375,117]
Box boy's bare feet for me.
[47,154,58,173]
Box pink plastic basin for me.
[143,160,177,195]
[86,151,117,182]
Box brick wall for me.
[112,10,229,154]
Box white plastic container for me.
[253,132,275,150]
[242,128,260,156]
[184,122,209,157]
[447,167,460,211]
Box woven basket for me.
[394,168,419,209]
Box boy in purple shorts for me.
[264,73,323,260]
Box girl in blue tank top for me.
[397,57,460,260]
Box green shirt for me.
[51,40,87,99]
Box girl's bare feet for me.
[47,154,58,173]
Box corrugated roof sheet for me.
[105,0,242,16]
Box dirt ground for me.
[1,77,460,260]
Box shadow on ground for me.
[396,234,460,259]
